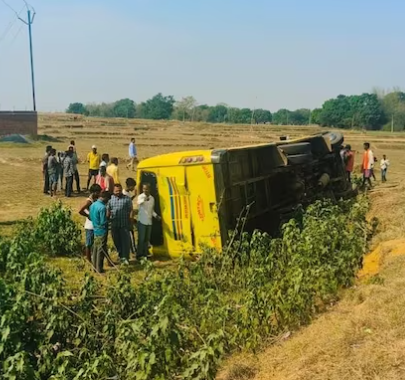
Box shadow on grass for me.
[0,219,25,226]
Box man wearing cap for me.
[86,145,101,191]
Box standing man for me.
[107,157,121,185]
[42,145,52,194]
[89,190,111,273]
[137,183,161,259]
[380,154,390,182]
[70,141,81,193]
[126,138,138,172]
[107,184,133,264]
[47,149,58,197]
[362,142,374,189]
[64,148,75,197]
[79,184,102,262]
[344,145,355,182]
[86,145,101,190]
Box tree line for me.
[66,89,405,130]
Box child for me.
[380,154,390,182]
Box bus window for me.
[139,171,164,246]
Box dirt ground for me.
[1,114,405,379]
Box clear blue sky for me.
[0,0,404,112]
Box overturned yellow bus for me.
[136,132,350,258]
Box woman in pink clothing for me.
[96,164,114,193]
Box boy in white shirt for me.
[380,154,390,182]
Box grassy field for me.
[1,114,405,379]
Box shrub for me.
[34,201,81,256]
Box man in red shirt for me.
[344,144,355,182]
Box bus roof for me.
[138,149,213,169]
[138,142,286,169]
[138,132,332,169]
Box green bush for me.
[34,201,81,256]
[0,197,369,379]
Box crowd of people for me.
[42,138,139,197]
[42,138,160,272]
[341,142,390,188]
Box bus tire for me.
[323,132,344,149]
[287,153,313,165]
[278,142,312,155]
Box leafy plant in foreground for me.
[0,197,370,379]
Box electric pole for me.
[18,2,36,111]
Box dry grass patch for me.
[219,244,405,380]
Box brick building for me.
[0,111,38,136]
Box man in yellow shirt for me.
[107,157,121,185]
[86,145,101,190]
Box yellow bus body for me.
[136,133,335,259]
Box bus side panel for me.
[186,164,222,252]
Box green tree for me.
[113,98,136,118]
[349,93,385,130]
[139,93,175,120]
[207,104,228,123]
[272,109,292,125]
[290,109,311,125]
[311,108,322,125]
[231,108,252,124]
[66,102,87,115]
[381,91,405,131]
[319,95,352,128]
[253,109,272,124]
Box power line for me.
[0,5,24,44]
[8,23,23,46]
[0,0,19,15]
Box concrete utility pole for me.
[18,2,36,111]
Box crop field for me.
[1,113,405,379]
[0,113,404,225]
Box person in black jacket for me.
[42,145,52,194]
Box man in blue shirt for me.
[89,190,111,273]
[126,138,138,172]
